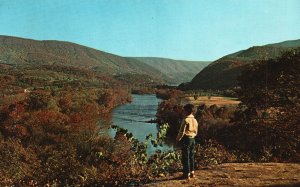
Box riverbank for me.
[145,163,300,187]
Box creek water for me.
[109,94,173,154]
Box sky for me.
[0,0,299,61]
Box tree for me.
[238,48,300,110]
[234,48,300,161]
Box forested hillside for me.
[0,35,167,85]
[0,35,214,86]
[181,39,300,90]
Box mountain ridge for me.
[0,35,212,85]
[181,39,300,90]
[132,57,210,85]
[0,35,169,84]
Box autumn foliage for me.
[0,85,138,185]
[157,49,300,164]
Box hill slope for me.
[0,35,167,84]
[133,57,210,85]
[181,39,300,90]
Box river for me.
[109,94,173,154]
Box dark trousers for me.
[181,136,195,176]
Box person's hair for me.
[183,104,194,115]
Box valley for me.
[0,35,299,186]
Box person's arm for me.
[176,119,186,142]
[194,118,198,135]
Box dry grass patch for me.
[181,96,240,107]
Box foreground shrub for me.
[0,139,40,186]
[194,140,237,167]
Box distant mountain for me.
[181,39,300,90]
[132,57,210,85]
[0,35,167,84]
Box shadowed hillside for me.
[133,57,210,85]
[181,39,300,90]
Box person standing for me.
[176,104,198,180]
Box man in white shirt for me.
[176,104,198,180]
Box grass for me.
[180,96,240,106]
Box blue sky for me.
[0,0,299,61]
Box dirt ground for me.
[144,163,300,187]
